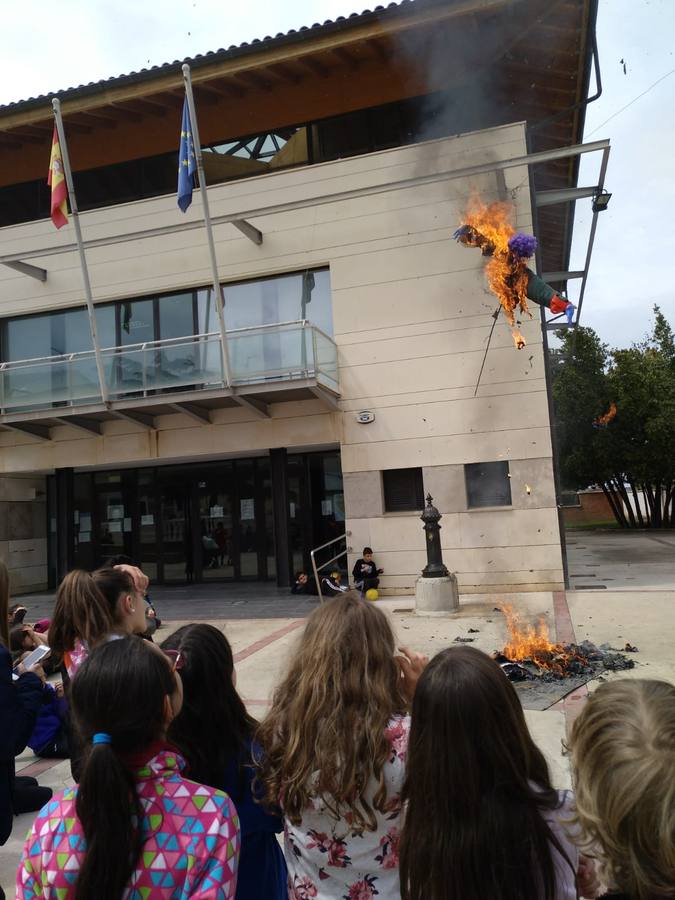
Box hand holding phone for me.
[15,644,51,671]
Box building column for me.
[270,448,291,588]
[55,467,74,582]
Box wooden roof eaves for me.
[0,0,515,132]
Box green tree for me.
[552,307,675,528]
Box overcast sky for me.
[1,0,673,349]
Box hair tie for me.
[92,732,112,746]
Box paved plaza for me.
[3,531,675,894]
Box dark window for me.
[0,89,487,228]
[383,468,424,513]
[465,461,512,508]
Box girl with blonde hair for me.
[569,679,675,900]
[257,591,425,900]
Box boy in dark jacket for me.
[352,547,383,596]
[290,571,317,595]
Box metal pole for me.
[182,64,233,388]
[52,98,108,404]
[473,305,501,396]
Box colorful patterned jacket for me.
[17,748,240,899]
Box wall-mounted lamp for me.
[592,189,612,213]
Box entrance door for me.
[197,463,235,580]
[159,476,193,583]
[195,458,272,581]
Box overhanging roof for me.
[0,0,599,278]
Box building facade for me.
[0,0,600,594]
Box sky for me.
[1,0,674,350]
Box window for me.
[465,461,512,508]
[383,468,424,513]
[2,269,331,364]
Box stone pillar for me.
[0,474,49,594]
[55,467,74,584]
[415,494,459,615]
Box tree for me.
[552,307,675,528]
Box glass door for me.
[197,463,235,581]
[236,460,259,579]
[159,475,192,583]
[94,471,134,563]
[137,470,159,581]
[193,459,273,582]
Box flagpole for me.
[52,98,109,405]
[181,64,233,388]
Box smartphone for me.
[16,644,51,670]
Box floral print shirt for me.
[17,749,240,899]
[285,714,410,900]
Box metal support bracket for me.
[232,394,269,418]
[232,219,263,245]
[169,402,212,424]
[3,422,52,441]
[535,186,597,207]
[309,385,340,411]
[52,417,102,435]
[112,409,156,429]
[542,270,584,282]
[2,260,47,282]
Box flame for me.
[594,401,617,427]
[499,604,591,677]
[501,604,558,663]
[512,328,526,350]
[462,198,533,337]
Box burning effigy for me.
[453,200,575,350]
[495,604,635,685]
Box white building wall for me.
[0,122,564,592]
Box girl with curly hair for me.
[257,592,426,900]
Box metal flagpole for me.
[52,98,109,405]
[182,64,233,388]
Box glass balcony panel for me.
[0,325,336,414]
[312,329,339,393]
[228,324,315,385]
[1,356,101,411]
[103,335,224,398]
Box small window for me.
[383,468,425,513]
[465,461,512,508]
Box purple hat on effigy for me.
[508,232,538,259]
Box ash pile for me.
[496,640,636,684]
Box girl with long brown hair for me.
[49,566,148,679]
[257,591,426,900]
[569,679,675,900]
[49,566,149,781]
[400,646,593,900]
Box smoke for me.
[386,0,576,146]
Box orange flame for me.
[512,328,526,350]
[501,604,558,663]
[462,198,533,345]
[594,401,617,427]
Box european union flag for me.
[177,98,197,212]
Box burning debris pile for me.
[495,605,635,683]
[453,199,575,350]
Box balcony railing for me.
[0,320,338,415]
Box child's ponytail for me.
[70,637,176,899]
[74,738,142,900]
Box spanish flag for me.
[48,125,68,229]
